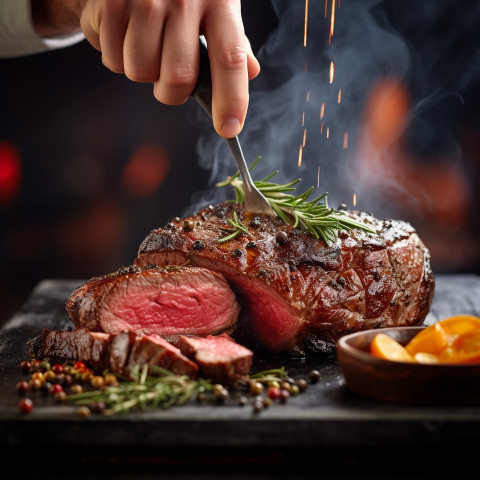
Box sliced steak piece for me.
[176,333,253,385]
[66,264,240,338]
[124,334,198,379]
[135,202,435,354]
[29,328,110,372]
[29,329,199,379]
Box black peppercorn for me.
[246,241,256,249]
[192,240,204,250]
[232,249,242,258]
[249,218,261,228]
[308,370,321,383]
[275,231,288,245]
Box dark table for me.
[1,274,480,479]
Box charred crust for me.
[232,249,243,258]
[116,265,141,276]
[192,240,204,251]
[139,233,185,253]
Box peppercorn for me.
[275,231,289,245]
[262,396,273,408]
[18,398,33,414]
[73,361,87,373]
[279,389,290,404]
[103,374,117,385]
[215,388,229,404]
[63,374,73,386]
[267,386,281,400]
[40,361,51,371]
[280,381,291,392]
[289,384,300,395]
[54,391,68,403]
[232,248,242,258]
[308,370,322,383]
[77,406,91,417]
[238,395,248,406]
[91,376,104,389]
[71,384,83,394]
[41,381,53,396]
[32,371,45,382]
[182,220,194,231]
[44,370,56,381]
[249,381,264,395]
[246,241,256,249]
[90,401,106,414]
[52,363,64,375]
[192,240,204,250]
[253,398,264,414]
[28,378,42,390]
[268,380,280,389]
[295,379,308,392]
[49,384,63,396]
[16,381,29,394]
[20,361,32,373]
[249,218,261,228]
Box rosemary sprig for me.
[248,367,288,383]
[216,157,377,245]
[218,210,255,243]
[67,365,212,415]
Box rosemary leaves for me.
[216,157,377,245]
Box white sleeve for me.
[0,0,85,58]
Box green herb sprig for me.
[218,211,255,243]
[67,365,212,415]
[216,157,377,245]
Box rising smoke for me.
[188,0,478,223]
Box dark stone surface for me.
[1,274,480,476]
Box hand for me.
[32,0,261,138]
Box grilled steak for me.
[135,202,435,354]
[176,333,253,385]
[29,328,199,379]
[66,264,240,338]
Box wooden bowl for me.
[336,327,480,405]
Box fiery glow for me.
[329,0,335,44]
[329,61,334,84]
[353,193,357,207]
[320,102,325,119]
[320,121,324,133]
[302,110,305,126]
[304,0,309,47]
[337,89,342,103]
[326,127,330,139]
[306,90,311,102]
[303,129,307,147]
[317,166,321,187]
[343,131,349,149]
[324,0,328,18]
[298,145,303,167]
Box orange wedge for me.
[436,314,480,337]
[439,330,480,364]
[413,352,440,364]
[405,322,448,356]
[370,333,415,362]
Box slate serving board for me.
[1,274,480,475]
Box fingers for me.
[153,4,200,105]
[203,1,257,138]
[78,0,260,138]
[123,3,165,83]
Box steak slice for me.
[135,202,435,354]
[176,333,253,385]
[66,264,240,338]
[29,328,110,372]
[125,334,198,379]
[29,328,199,379]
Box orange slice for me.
[439,330,480,364]
[370,333,415,362]
[405,322,448,356]
[436,314,480,337]
[414,352,440,364]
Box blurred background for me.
[1,0,480,326]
